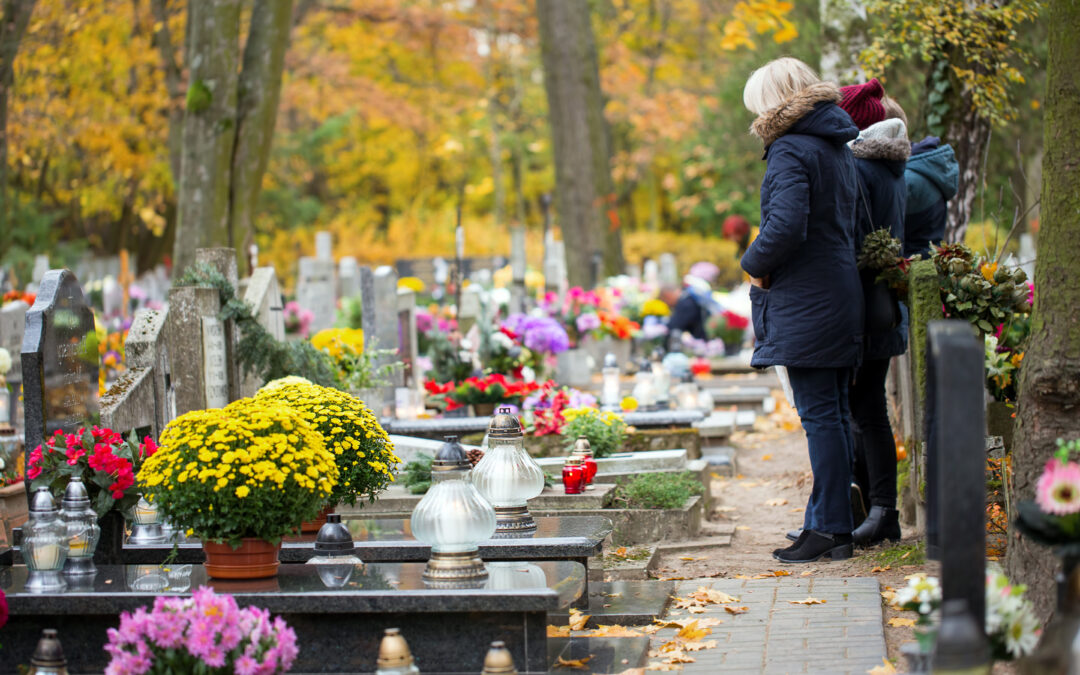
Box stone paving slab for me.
[650,577,885,674]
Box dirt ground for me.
[650,396,1016,673]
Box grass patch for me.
[603,547,653,568]
[872,540,926,567]
[610,471,705,510]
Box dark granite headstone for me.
[20,269,99,457]
[926,320,986,630]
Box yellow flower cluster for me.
[562,407,622,427]
[398,276,426,293]
[137,397,338,542]
[311,327,364,359]
[641,298,671,318]
[255,379,401,506]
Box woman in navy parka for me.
[740,58,863,563]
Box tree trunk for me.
[231,0,292,275]
[819,0,868,84]
[150,0,185,182]
[1007,0,1080,620]
[943,102,991,243]
[537,0,623,286]
[0,0,36,231]
[173,0,242,274]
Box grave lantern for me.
[306,513,362,588]
[412,436,496,584]
[632,359,656,410]
[374,628,420,675]
[481,641,518,675]
[128,496,166,545]
[471,408,544,535]
[570,436,597,485]
[601,352,621,411]
[650,349,671,407]
[27,628,69,675]
[60,476,99,575]
[23,487,68,592]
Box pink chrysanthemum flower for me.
[1037,459,1080,515]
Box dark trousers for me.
[850,358,897,509]
[787,366,854,535]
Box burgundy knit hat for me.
[839,79,886,130]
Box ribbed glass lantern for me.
[60,476,99,576]
[128,496,165,544]
[601,353,621,411]
[23,488,68,592]
[471,408,544,535]
[412,436,496,584]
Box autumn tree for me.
[172,0,293,274]
[536,0,622,286]
[0,0,36,231]
[861,0,1042,243]
[820,0,867,83]
[1008,0,1080,617]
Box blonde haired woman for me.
[741,57,863,563]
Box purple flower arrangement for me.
[104,587,298,675]
[502,313,570,355]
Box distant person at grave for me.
[659,282,707,346]
[722,214,753,259]
[741,57,862,565]
[895,97,959,257]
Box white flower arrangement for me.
[986,568,1040,659]
[0,346,11,377]
[896,573,942,616]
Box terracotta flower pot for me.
[472,402,497,417]
[202,538,281,580]
[298,505,332,534]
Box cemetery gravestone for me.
[166,285,223,415]
[28,255,50,292]
[20,270,99,459]
[643,259,659,287]
[397,289,419,388]
[658,253,678,285]
[338,256,359,299]
[0,300,28,429]
[201,318,230,409]
[315,231,333,262]
[510,226,527,314]
[239,267,285,397]
[195,249,242,402]
[100,309,172,437]
[297,257,336,334]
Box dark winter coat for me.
[850,123,910,359]
[667,291,707,340]
[903,137,959,258]
[740,82,863,369]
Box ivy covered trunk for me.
[1007,0,1080,619]
[0,0,37,231]
[943,99,991,244]
[819,0,868,83]
[537,0,624,287]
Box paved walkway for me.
[649,576,886,674]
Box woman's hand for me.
[750,275,771,290]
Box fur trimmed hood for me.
[850,119,911,162]
[750,82,845,148]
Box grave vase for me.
[93,510,126,565]
[203,538,282,580]
[472,402,497,417]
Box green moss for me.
[610,471,704,510]
[907,259,944,421]
[186,79,212,113]
[896,457,911,507]
[873,541,926,566]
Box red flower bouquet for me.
[706,310,749,346]
[28,426,155,516]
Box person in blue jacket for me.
[838,92,912,546]
[740,57,863,564]
[903,136,959,258]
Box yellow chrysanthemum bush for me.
[137,398,338,547]
[561,407,628,459]
[255,379,401,508]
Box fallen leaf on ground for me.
[724,606,750,614]
[568,609,590,631]
[714,506,737,512]
[656,575,688,581]
[761,454,773,461]
[739,481,759,488]
[765,498,789,506]
[881,586,897,604]
[900,551,911,559]
[679,556,704,561]
[662,651,696,664]
[554,655,593,669]
[736,525,752,531]
[676,620,712,641]
[687,606,706,614]
[867,657,898,674]
[645,661,683,671]
[789,597,827,605]
[681,640,718,651]
[548,625,571,637]
[604,592,623,598]
[687,587,740,604]
[871,566,892,573]
[801,571,813,577]
[587,625,644,637]
[613,547,628,557]
[789,507,805,512]
[615,669,645,675]
[734,574,751,579]
[753,570,791,578]
[887,617,916,627]
[653,617,724,630]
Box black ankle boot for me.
[852,506,901,546]
[773,530,853,564]
[774,529,809,556]
[785,528,803,543]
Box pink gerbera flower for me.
[1037,459,1080,515]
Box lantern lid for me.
[313,514,356,556]
[572,436,591,454]
[481,641,518,674]
[62,476,91,508]
[31,629,68,668]
[29,487,58,514]
[487,408,522,439]
[432,435,471,473]
[377,628,416,668]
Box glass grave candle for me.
[23,488,68,592]
[471,407,544,534]
[60,476,99,575]
[562,458,584,495]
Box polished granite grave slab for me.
[384,409,704,437]
[7,515,612,567]
[1,560,583,674]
